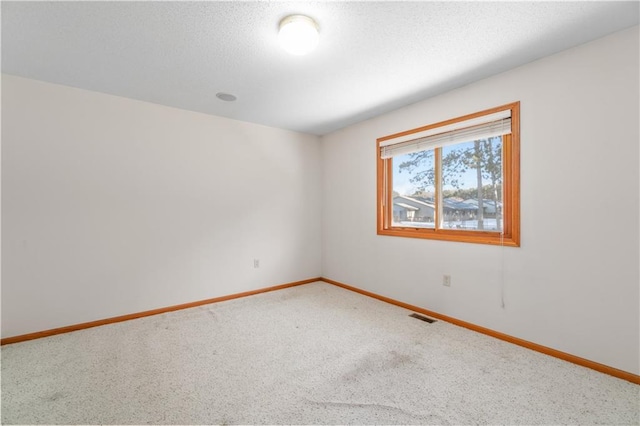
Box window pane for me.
[391,152,435,228]
[441,137,503,232]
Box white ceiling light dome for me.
[278,15,319,56]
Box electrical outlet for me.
[254,259,260,268]
[443,275,451,287]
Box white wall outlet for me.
[253,259,260,268]
[443,274,451,287]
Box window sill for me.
[377,227,520,247]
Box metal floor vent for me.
[409,313,437,323]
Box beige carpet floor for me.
[1,282,638,424]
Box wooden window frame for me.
[376,102,520,247]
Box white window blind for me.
[380,109,512,159]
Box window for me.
[377,102,520,246]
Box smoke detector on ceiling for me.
[216,92,237,102]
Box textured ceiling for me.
[2,1,639,135]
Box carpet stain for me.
[387,350,414,367]
[45,392,66,402]
[154,320,171,330]
[344,350,416,382]
[205,309,218,321]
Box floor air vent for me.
[409,313,437,323]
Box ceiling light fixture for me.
[278,15,319,56]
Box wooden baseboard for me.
[320,277,640,385]
[0,277,321,345]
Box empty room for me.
[1,1,639,425]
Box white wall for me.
[322,27,639,374]
[1,75,322,338]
